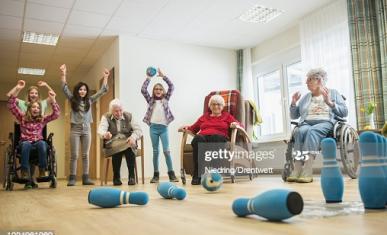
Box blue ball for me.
[146,67,157,77]
[201,171,223,192]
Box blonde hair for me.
[26,86,41,102]
[24,101,43,122]
[152,83,166,97]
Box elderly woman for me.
[98,99,143,186]
[288,68,348,183]
[179,95,242,185]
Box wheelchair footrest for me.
[36,176,53,182]
[13,178,30,184]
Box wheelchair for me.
[282,116,360,181]
[3,123,57,191]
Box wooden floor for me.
[0,176,386,235]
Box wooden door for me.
[98,68,114,181]
[0,101,17,183]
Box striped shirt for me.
[8,96,60,142]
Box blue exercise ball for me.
[146,67,157,77]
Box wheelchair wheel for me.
[50,176,57,188]
[5,173,14,191]
[282,140,295,182]
[338,125,360,179]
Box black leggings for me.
[191,134,228,177]
[112,148,135,179]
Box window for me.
[252,47,302,142]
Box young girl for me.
[60,64,110,186]
[141,68,178,183]
[7,80,60,181]
[7,80,54,114]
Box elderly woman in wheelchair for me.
[7,88,60,188]
[179,94,242,185]
[287,68,348,183]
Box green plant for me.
[360,101,376,115]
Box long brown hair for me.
[23,101,43,122]
[71,82,90,112]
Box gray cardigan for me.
[62,82,108,124]
[290,89,348,124]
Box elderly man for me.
[98,98,143,185]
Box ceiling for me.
[0,0,333,86]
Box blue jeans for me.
[20,140,48,170]
[294,120,334,152]
[149,123,174,172]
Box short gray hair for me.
[208,94,225,107]
[306,68,328,85]
[109,98,123,113]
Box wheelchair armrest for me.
[291,121,299,126]
[47,133,54,142]
[334,116,347,122]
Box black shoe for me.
[150,172,159,183]
[82,174,95,185]
[168,171,179,182]
[67,175,76,186]
[128,177,136,185]
[191,176,201,185]
[113,178,122,186]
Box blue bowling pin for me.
[157,182,187,200]
[320,138,344,203]
[384,136,387,205]
[232,189,304,221]
[88,188,149,208]
[358,132,386,209]
[377,135,387,205]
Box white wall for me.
[118,35,237,178]
[252,25,300,63]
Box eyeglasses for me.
[154,88,163,91]
[211,103,223,106]
[306,77,319,83]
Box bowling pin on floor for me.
[320,138,344,203]
[88,188,149,208]
[157,182,187,200]
[232,189,304,221]
[358,132,386,209]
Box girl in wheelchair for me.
[7,79,55,115]
[7,88,60,181]
[288,68,348,183]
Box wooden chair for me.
[100,136,145,185]
[179,90,255,184]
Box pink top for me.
[8,95,60,142]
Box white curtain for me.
[300,0,356,127]
[241,48,254,100]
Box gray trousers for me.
[70,123,91,175]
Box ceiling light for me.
[18,67,45,76]
[239,5,284,23]
[22,31,59,46]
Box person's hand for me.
[16,80,25,89]
[37,81,47,87]
[157,68,165,78]
[230,122,239,129]
[321,87,334,107]
[291,92,301,105]
[59,64,67,76]
[127,137,136,147]
[103,68,110,79]
[178,125,190,132]
[103,131,112,140]
[48,90,56,103]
